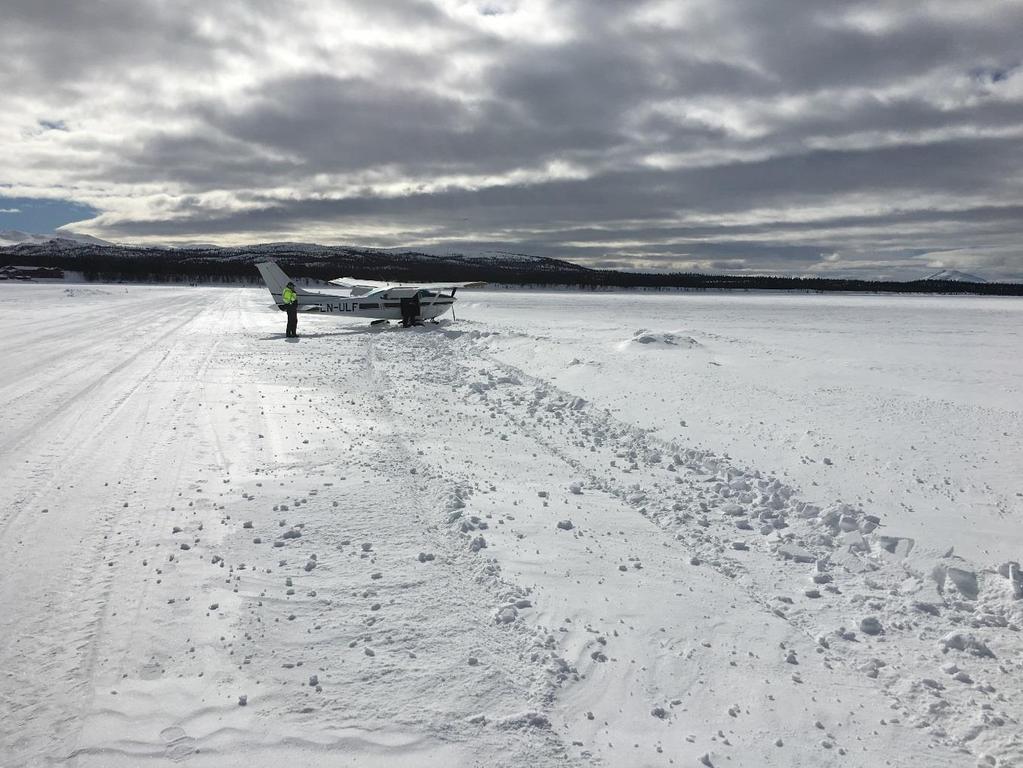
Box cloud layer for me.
[3,0,1022,278]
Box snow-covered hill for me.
[924,269,986,283]
[0,237,595,284]
[0,229,113,247]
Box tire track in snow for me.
[0,291,209,429]
[57,326,238,763]
[0,292,210,506]
[364,333,585,736]
[0,294,239,764]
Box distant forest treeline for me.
[2,241,1022,295]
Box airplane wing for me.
[403,280,487,291]
[328,277,391,290]
[328,277,486,291]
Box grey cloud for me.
[517,204,1023,248]
[754,17,959,91]
[3,1,226,89]
[91,137,1023,246]
[763,96,1023,149]
[37,119,68,132]
[200,74,506,172]
[699,0,1023,92]
[490,40,665,128]
[92,133,303,188]
[676,137,1023,204]
[190,71,623,177]
[0,0,448,93]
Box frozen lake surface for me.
[1,284,1021,767]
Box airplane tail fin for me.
[255,261,310,303]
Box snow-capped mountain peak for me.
[924,269,986,283]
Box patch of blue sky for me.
[0,196,98,233]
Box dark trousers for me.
[286,306,298,337]
[400,297,421,327]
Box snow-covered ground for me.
[1,284,1021,768]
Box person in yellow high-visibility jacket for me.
[282,281,299,337]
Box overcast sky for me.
[2,0,1022,278]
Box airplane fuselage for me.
[282,290,454,321]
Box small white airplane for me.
[255,260,485,326]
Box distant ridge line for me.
[1,239,1021,295]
